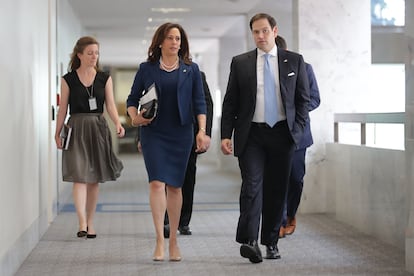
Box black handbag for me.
[139,83,158,119]
[140,99,158,119]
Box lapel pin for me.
[284,59,288,63]
[183,69,187,73]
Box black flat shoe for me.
[178,225,192,235]
[86,233,97,239]
[77,231,87,238]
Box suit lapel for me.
[278,49,289,96]
[246,50,258,99]
[177,61,191,92]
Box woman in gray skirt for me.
[55,36,125,239]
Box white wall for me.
[55,0,85,210]
[0,0,49,274]
[0,0,83,275]
[325,144,406,249]
[294,0,372,213]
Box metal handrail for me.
[333,112,405,145]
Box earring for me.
[159,45,162,48]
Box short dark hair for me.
[275,35,287,50]
[249,13,277,30]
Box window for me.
[337,64,405,150]
[371,0,405,26]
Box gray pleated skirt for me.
[62,113,123,183]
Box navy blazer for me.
[298,63,321,150]
[126,61,206,126]
[221,48,310,156]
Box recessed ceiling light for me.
[151,18,183,23]
[151,7,190,14]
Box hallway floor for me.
[15,154,412,275]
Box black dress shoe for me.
[240,240,263,263]
[164,224,170,238]
[178,225,192,235]
[265,244,281,259]
[77,231,87,238]
[86,233,97,239]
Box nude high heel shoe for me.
[153,242,164,261]
[169,245,182,262]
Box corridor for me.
[15,153,411,275]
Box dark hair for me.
[275,35,287,50]
[249,13,277,30]
[147,23,191,65]
[68,36,100,72]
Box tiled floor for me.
[15,154,412,275]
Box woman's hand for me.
[131,109,153,127]
[116,124,125,138]
[195,131,211,153]
[55,134,63,150]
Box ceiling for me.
[66,0,292,67]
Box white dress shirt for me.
[252,46,286,123]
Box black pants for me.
[236,121,294,246]
[282,148,306,226]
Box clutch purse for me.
[140,99,158,119]
[139,83,158,119]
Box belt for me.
[251,122,271,128]
[251,120,287,129]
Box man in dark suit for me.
[221,13,309,263]
[164,71,213,237]
[275,36,321,238]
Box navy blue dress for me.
[140,69,193,187]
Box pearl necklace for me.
[160,57,179,72]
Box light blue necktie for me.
[264,53,278,127]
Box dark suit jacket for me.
[298,63,321,149]
[126,61,206,126]
[199,71,213,137]
[221,48,310,156]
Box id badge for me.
[88,97,97,110]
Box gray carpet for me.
[15,154,412,276]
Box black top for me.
[63,71,109,114]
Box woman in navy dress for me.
[126,23,210,262]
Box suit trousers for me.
[281,148,306,225]
[288,148,306,217]
[236,121,294,246]
[179,146,197,226]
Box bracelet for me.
[199,127,206,132]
